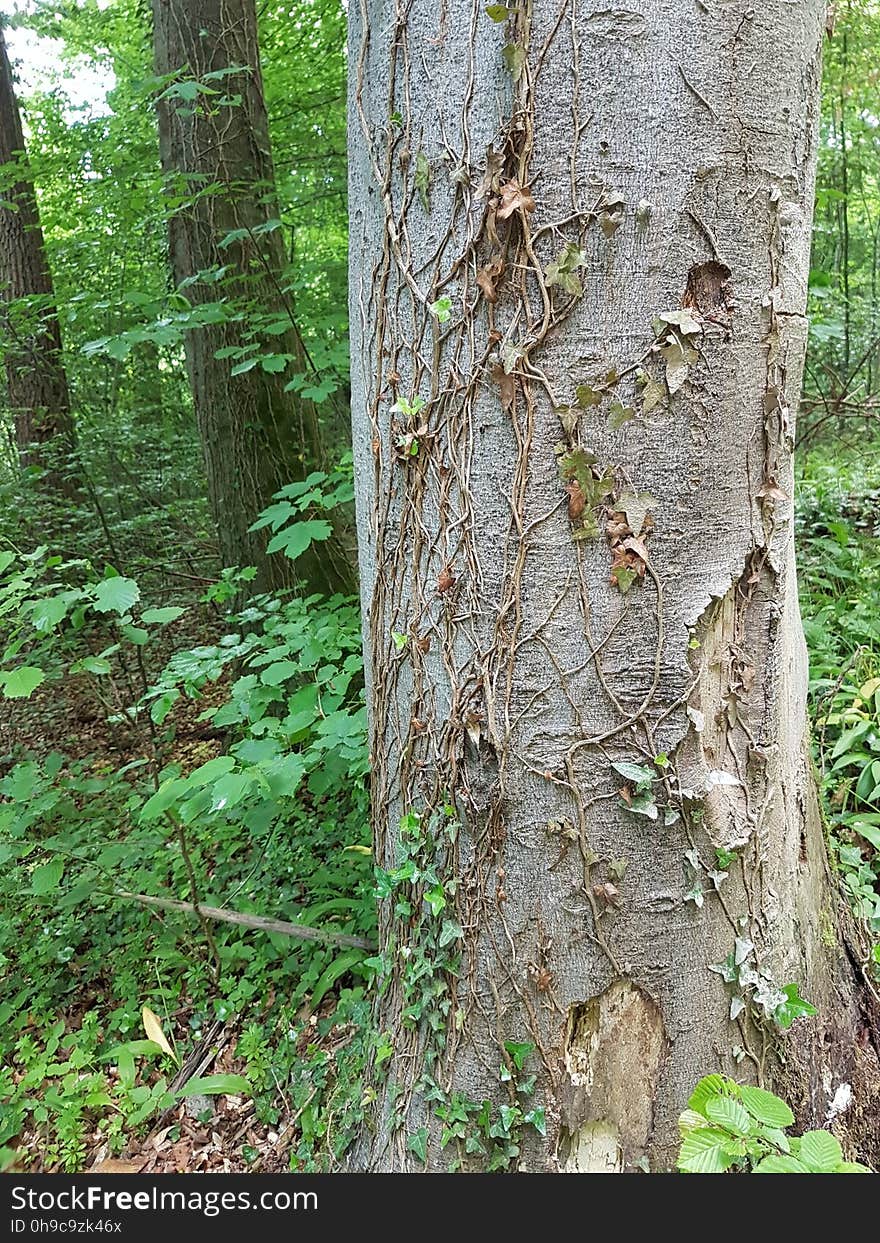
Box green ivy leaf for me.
[407,1127,428,1163]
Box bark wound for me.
[683,260,733,314]
[561,980,666,1172]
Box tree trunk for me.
[0,22,76,493]
[347,0,880,1172]
[152,0,353,595]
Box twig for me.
[116,890,376,951]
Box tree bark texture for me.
[348,0,880,1171]
[152,0,353,594]
[0,22,76,491]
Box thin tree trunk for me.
[347,0,880,1172]
[152,0,353,595]
[0,22,76,494]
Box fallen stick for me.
[116,891,376,951]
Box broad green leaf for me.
[71,656,112,676]
[1,666,45,699]
[705,1095,752,1136]
[687,1075,730,1115]
[798,1129,842,1173]
[140,607,185,625]
[93,576,140,616]
[31,857,64,895]
[677,1127,735,1173]
[176,1074,251,1099]
[266,519,332,561]
[140,777,187,821]
[739,1084,795,1129]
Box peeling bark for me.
[347,0,880,1171]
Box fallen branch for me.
[116,891,376,951]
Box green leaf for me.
[1,666,45,699]
[93,576,140,616]
[70,656,112,676]
[260,660,299,686]
[739,1084,795,1129]
[310,948,366,1008]
[176,1074,251,1099]
[266,519,332,561]
[687,1075,730,1116]
[407,1128,428,1163]
[31,857,64,895]
[29,596,71,631]
[774,982,817,1030]
[438,919,463,947]
[503,1040,534,1071]
[141,607,185,625]
[677,1128,735,1173]
[502,43,526,81]
[705,1095,751,1136]
[753,1154,809,1173]
[485,3,510,19]
[798,1130,842,1173]
[610,760,654,788]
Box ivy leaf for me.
[575,384,602,408]
[608,399,635,430]
[415,150,431,212]
[611,760,654,788]
[502,43,526,82]
[93,576,140,616]
[503,1040,534,1071]
[485,4,510,18]
[439,919,463,947]
[774,982,817,1030]
[407,1128,428,1163]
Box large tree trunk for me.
[0,22,76,494]
[347,0,880,1171]
[152,0,353,595]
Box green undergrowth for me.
[797,446,880,961]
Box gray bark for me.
[347,0,880,1171]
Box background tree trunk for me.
[0,21,76,494]
[152,0,353,594]
[348,0,880,1171]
